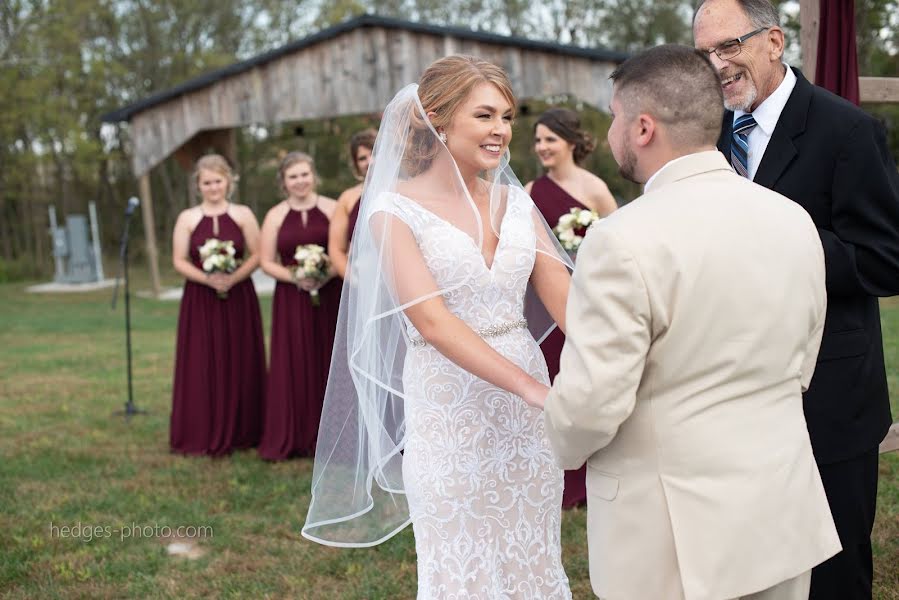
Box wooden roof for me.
[103,15,629,177]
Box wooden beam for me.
[859,77,899,104]
[799,0,820,84]
[138,174,162,298]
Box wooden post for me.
[138,173,162,298]
[799,0,820,83]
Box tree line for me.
[1,0,896,282]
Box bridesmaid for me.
[328,128,376,279]
[525,108,617,508]
[258,152,340,460]
[170,154,265,456]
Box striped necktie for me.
[731,113,757,178]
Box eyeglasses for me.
[705,27,769,60]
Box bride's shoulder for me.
[369,190,413,212]
[371,181,432,214]
[503,184,535,210]
[392,180,428,204]
[366,189,424,230]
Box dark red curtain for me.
[815,0,860,105]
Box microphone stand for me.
[112,198,147,418]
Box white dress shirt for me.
[734,64,797,181]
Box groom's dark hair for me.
[609,44,724,149]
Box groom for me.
[541,45,840,600]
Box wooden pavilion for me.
[103,7,899,302]
[101,15,629,297]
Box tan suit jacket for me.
[545,151,841,600]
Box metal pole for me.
[112,197,146,419]
[88,201,105,281]
[48,206,65,281]
[123,220,136,414]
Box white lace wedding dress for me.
[379,189,571,599]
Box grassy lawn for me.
[0,278,896,599]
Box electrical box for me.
[49,204,104,284]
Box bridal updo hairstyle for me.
[192,154,237,199]
[404,55,517,176]
[535,108,596,165]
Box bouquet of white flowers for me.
[198,238,239,299]
[553,207,601,253]
[294,244,331,307]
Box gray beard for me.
[724,81,758,112]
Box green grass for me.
[0,281,896,599]
[875,296,899,599]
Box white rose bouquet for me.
[294,244,331,307]
[198,238,239,299]
[553,207,601,253]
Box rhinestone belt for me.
[409,318,529,348]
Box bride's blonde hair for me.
[404,55,517,176]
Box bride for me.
[303,55,574,598]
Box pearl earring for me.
[438,132,447,144]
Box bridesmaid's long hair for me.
[535,108,596,165]
[349,129,377,179]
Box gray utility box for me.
[50,203,104,284]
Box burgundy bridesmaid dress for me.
[170,211,265,456]
[346,195,361,243]
[258,206,341,460]
[531,175,589,508]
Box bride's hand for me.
[520,380,550,410]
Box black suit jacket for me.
[718,68,899,464]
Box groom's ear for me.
[634,114,656,148]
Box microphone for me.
[125,196,140,216]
